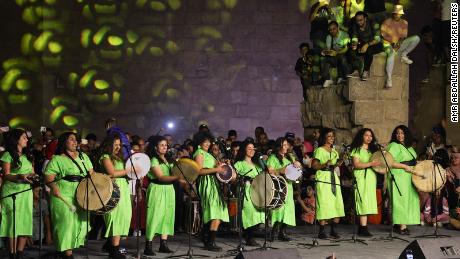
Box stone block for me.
[228,25,257,38]
[230,91,248,104]
[236,105,270,119]
[384,100,408,123]
[229,118,252,133]
[352,101,384,125]
[270,106,300,120]
[378,76,404,100]
[344,77,379,101]
[334,112,352,129]
[370,53,386,77]
[254,12,272,24]
[272,93,302,105]
[271,79,294,93]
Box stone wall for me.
[301,53,409,145]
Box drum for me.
[216,163,236,183]
[125,153,150,179]
[250,174,288,210]
[76,173,121,214]
[285,164,302,181]
[371,151,395,174]
[412,160,447,193]
[171,158,200,183]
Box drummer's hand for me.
[215,166,226,174]
[51,186,61,198]
[293,161,302,168]
[178,179,188,188]
[370,160,381,167]
[19,174,32,183]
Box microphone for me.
[258,154,267,171]
[373,140,384,148]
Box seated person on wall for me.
[380,4,420,88]
[420,25,445,83]
[348,11,382,81]
[321,21,351,88]
[295,42,314,100]
[364,0,388,24]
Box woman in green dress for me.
[193,132,229,252]
[349,128,380,236]
[0,129,35,259]
[267,137,301,242]
[387,125,421,235]
[98,133,131,259]
[44,132,93,259]
[311,128,344,239]
[233,140,265,246]
[144,136,184,255]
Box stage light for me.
[167,122,175,129]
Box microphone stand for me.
[79,152,109,259]
[370,144,408,243]
[218,169,253,258]
[168,158,208,259]
[415,146,450,239]
[256,158,277,250]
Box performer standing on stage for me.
[233,140,265,246]
[267,137,300,242]
[311,128,344,239]
[98,133,131,259]
[193,132,228,252]
[44,132,93,259]
[144,136,183,255]
[349,128,380,236]
[0,129,34,259]
[387,125,420,235]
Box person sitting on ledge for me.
[321,21,350,88]
[380,4,420,88]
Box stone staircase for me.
[301,53,409,144]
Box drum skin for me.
[171,158,200,183]
[412,160,447,193]
[371,151,394,174]
[76,173,113,211]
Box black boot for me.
[109,245,126,259]
[330,222,340,239]
[102,239,111,253]
[357,225,373,237]
[159,239,173,253]
[60,253,75,259]
[201,224,210,246]
[205,231,222,252]
[143,241,156,256]
[269,223,280,242]
[245,227,260,247]
[318,225,328,239]
[16,251,24,259]
[9,253,15,259]
[278,224,291,242]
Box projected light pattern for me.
[1,0,408,134]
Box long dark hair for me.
[350,128,379,154]
[235,140,259,165]
[97,133,123,164]
[317,127,335,147]
[390,125,413,148]
[55,132,77,155]
[273,137,293,165]
[4,128,32,169]
[194,131,214,151]
[146,135,172,164]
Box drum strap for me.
[64,152,86,178]
[62,175,84,182]
[330,169,337,196]
[148,177,173,185]
[400,160,416,166]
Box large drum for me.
[171,158,200,183]
[76,173,120,215]
[412,160,447,193]
[216,163,236,183]
[285,164,302,182]
[125,153,150,179]
[371,151,394,174]
[250,174,288,210]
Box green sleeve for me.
[81,153,93,170]
[313,148,324,162]
[150,157,159,167]
[0,151,12,163]
[266,155,279,169]
[350,148,360,158]
[387,142,401,161]
[44,156,60,175]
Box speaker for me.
[399,237,460,259]
[235,248,301,259]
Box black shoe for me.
[329,230,340,239]
[9,253,15,259]
[159,240,173,253]
[16,251,24,259]
[357,226,373,237]
[245,238,260,247]
[278,224,292,242]
[318,230,328,239]
[60,253,75,259]
[102,240,111,253]
[109,245,126,259]
[270,223,280,242]
[143,241,156,256]
[398,228,410,235]
[204,242,222,252]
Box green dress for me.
[233,160,265,229]
[266,154,296,226]
[351,148,377,216]
[193,147,229,224]
[314,147,345,220]
[146,157,175,239]
[44,153,93,252]
[387,142,420,225]
[99,154,132,237]
[0,152,33,237]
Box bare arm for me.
[352,156,379,169]
[311,158,330,171]
[151,165,178,183]
[102,158,127,178]
[195,154,225,175]
[2,162,32,183]
[45,174,60,197]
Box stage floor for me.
[3,224,460,259]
